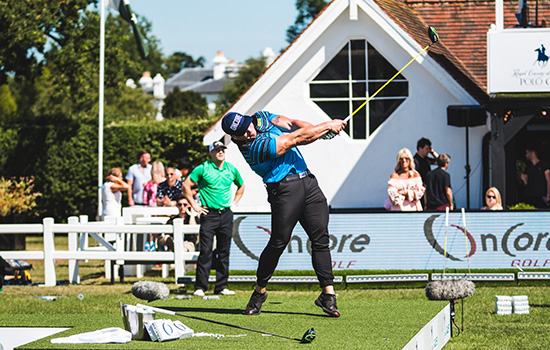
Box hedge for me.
[0,116,217,222]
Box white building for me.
[204,0,520,212]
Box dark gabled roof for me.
[374,0,490,104]
[164,67,215,92]
[186,77,228,94]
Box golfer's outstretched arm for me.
[275,119,346,156]
[273,115,314,131]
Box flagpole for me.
[97,0,105,220]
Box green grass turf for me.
[3,236,550,349]
[0,286,447,350]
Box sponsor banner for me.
[230,212,550,270]
[488,29,550,93]
[402,303,451,350]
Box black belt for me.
[282,169,311,182]
[207,207,230,214]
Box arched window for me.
[310,39,408,139]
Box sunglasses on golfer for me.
[176,202,189,208]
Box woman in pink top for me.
[143,161,166,206]
[386,148,425,211]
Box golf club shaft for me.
[136,303,301,342]
[344,43,432,123]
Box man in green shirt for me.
[182,141,245,296]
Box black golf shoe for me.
[245,290,268,315]
[315,292,340,317]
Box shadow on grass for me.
[166,306,327,318]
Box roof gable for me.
[204,0,490,143]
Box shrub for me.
[507,202,536,210]
[0,116,217,221]
[0,177,41,217]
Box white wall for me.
[223,2,489,212]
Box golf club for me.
[136,303,316,343]
[343,26,439,123]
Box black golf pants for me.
[257,174,334,288]
[195,209,233,293]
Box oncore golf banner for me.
[229,211,550,270]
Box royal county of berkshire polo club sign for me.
[488,28,550,93]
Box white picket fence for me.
[0,211,199,286]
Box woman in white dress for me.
[385,148,425,211]
[101,168,130,220]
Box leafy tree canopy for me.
[162,87,208,120]
[0,1,162,121]
[286,0,327,43]
[164,51,206,77]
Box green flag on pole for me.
[107,0,149,59]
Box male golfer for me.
[182,141,245,296]
[221,111,346,317]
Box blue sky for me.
[127,0,299,65]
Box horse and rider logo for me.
[534,44,549,67]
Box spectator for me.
[175,157,194,180]
[414,137,438,185]
[165,194,199,252]
[126,150,152,206]
[101,168,130,219]
[143,161,166,207]
[520,146,550,208]
[386,148,425,211]
[156,167,183,207]
[425,154,453,210]
[481,187,503,210]
[182,140,245,297]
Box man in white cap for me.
[221,111,346,317]
[181,141,245,296]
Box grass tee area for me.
[1,237,550,349]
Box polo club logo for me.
[534,44,549,68]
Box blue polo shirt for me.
[236,111,308,183]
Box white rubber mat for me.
[0,327,69,350]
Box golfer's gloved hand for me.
[321,131,337,140]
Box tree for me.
[162,87,208,119]
[286,0,328,43]
[1,2,162,121]
[164,52,206,77]
[0,84,16,122]
[0,0,92,84]
[215,56,267,115]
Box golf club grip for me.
[137,303,176,315]
[343,43,431,124]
